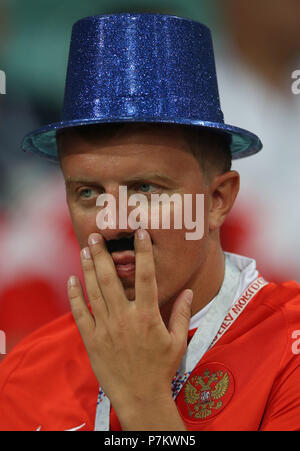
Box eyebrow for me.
[65,177,100,186]
[123,173,176,185]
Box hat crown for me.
[62,13,224,124]
[22,13,262,161]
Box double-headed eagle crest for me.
[184,368,230,419]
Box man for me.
[1,13,300,431]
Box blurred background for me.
[0,0,299,360]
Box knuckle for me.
[108,321,126,343]
[92,245,106,259]
[111,309,134,337]
[139,309,154,325]
[139,307,160,328]
[68,290,78,301]
[100,271,113,287]
[95,325,110,343]
[71,304,86,322]
[88,291,102,304]
[138,241,152,254]
[181,306,192,322]
[115,317,129,334]
[139,268,154,284]
[81,258,94,271]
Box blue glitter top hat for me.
[22,13,262,161]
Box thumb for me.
[168,289,193,342]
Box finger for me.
[88,233,127,314]
[168,289,193,342]
[134,229,158,309]
[80,247,108,322]
[67,275,95,341]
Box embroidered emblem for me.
[184,362,234,421]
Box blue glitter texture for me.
[21,13,262,161]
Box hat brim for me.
[22,118,262,162]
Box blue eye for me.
[79,188,96,199]
[138,183,156,193]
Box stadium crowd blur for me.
[0,0,300,360]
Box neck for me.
[160,237,225,327]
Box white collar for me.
[189,252,258,330]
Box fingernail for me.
[88,233,101,245]
[137,229,146,240]
[185,290,193,305]
[81,247,91,259]
[68,276,77,287]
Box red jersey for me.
[0,280,300,431]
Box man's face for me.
[58,125,211,308]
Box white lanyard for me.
[94,256,267,431]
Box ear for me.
[208,170,240,231]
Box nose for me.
[95,185,138,242]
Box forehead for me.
[58,124,202,184]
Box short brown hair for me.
[180,125,232,177]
